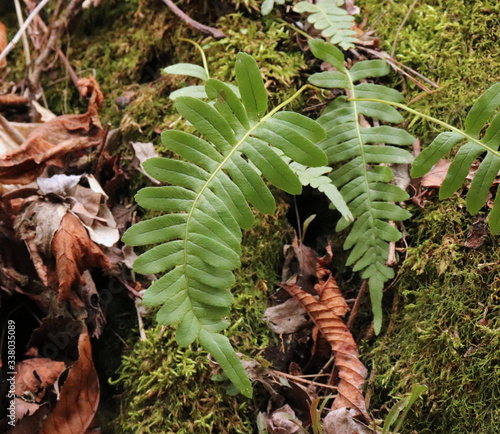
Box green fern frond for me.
[308,39,415,333]
[123,53,328,396]
[294,0,359,50]
[411,83,500,233]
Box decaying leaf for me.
[323,407,372,434]
[421,159,451,188]
[0,77,105,184]
[51,212,110,300]
[264,297,310,334]
[281,250,369,422]
[39,328,100,434]
[0,20,6,69]
[14,358,66,421]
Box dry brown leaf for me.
[39,328,100,434]
[421,159,451,188]
[0,77,105,184]
[51,212,110,301]
[264,297,310,334]
[0,20,7,69]
[14,358,66,421]
[281,276,369,423]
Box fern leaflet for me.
[308,39,415,333]
[410,83,500,232]
[294,0,359,50]
[123,53,328,396]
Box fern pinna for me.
[123,53,328,396]
[308,39,415,333]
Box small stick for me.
[161,0,225,39]
[347,279,368,330]
[391,0,418,59]
[0,0,50,66]
[270,369,338,391]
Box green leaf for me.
[200,330,253,398]
[235,52,268,123]
[164,63,208,80]
[465,82,500,135]
[349,60,390,82]
[308,38,346,72]
[169,85,207,101]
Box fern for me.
[410,83,500,232]
[294,0,359,50]
[308,39,416,333]
[123,53,329,396]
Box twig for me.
[14,0,32,70]
[346,279,368,330]
[391,0,418,58]
[270,369,338,391]
[0,0,50,66]
[161,0,225,39]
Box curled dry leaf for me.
[39,328,100,434]
[51,212,110,301]
[0,76,105,184]
[281,266,369,422]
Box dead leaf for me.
[0,20,6,69]
[323,407,372,434]
[264,404,302,434]
[421,159,451,188]
[344,0,360,15]
[292,234,318,294]
[131,142,160,184]
[51,212,110,300]
[264,297,310,334]
[281,276,369,423]
[39,328,100,434]
[14,358,66,421]
[0,77,105,184]
[465,217,488,249]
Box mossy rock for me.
[359,1,500,431]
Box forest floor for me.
[1,1,500,433]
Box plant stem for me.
[349,97,500,159]
[179,37,210,79]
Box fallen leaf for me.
[131,142,160,184]
[264,404,302,434]
[281,275,369,423]
[421,159,451,188]
[39,328,100,434]
[323,407,372,434]
[264,297,310,334]
[0,77,105,184]
[51,212,110,300]
[0,20,6,69]
[14,358,66,421]
[465,217,488,249]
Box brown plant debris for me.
[281,249,369,422]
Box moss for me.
[359,0,500,145]
[112,198,292,433]
[365,197,500,433]
[205,13,309,110]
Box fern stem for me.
[349,98,500,159]
[277,18,313,40]
[179,37,210,78]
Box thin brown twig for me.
[161,0,225,38]
[391,0,419,59]
[347,279,368,330]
